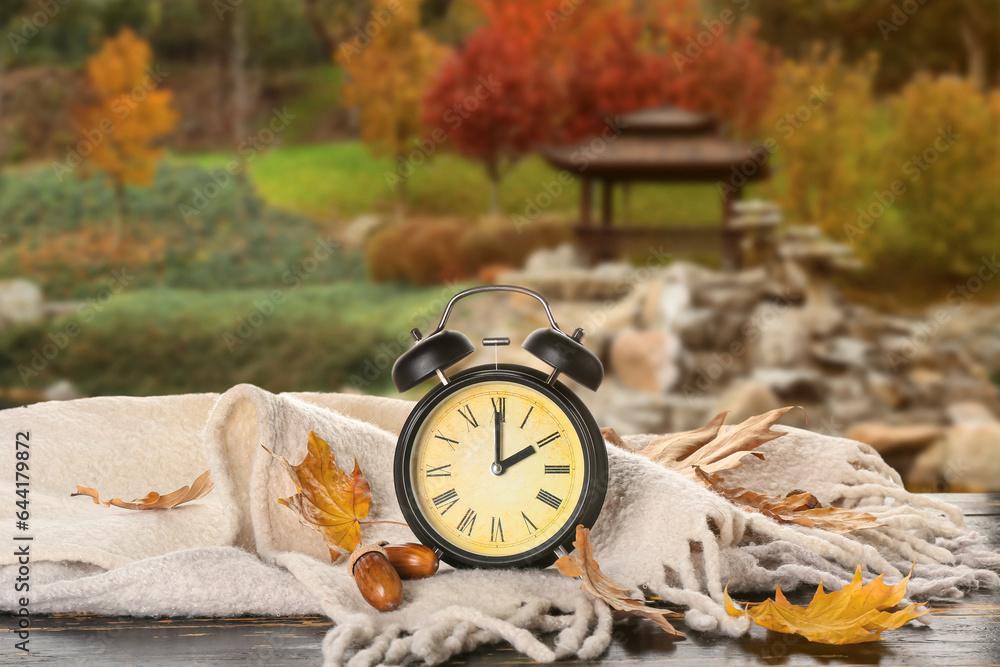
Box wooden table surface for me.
[4,494,998,666]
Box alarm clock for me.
[391,285,607,569]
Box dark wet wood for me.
[3,494,997,665]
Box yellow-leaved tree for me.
[336,0,447,218]
[74,29,178,246]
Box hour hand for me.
[500,445,536,470]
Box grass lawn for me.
[180,141,759,226]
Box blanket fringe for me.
[322,595,615,666]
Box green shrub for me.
[864,75,1000,279]
[0,162,365,298]
[758,47,881,239]
[0,283,444,397]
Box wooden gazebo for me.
[538,106,771,269]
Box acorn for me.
[349,544,403,612]
[383,543,439,580]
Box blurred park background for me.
[0,0,997,490]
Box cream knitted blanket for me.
[1,384,997,665]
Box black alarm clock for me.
[391,285,607,569]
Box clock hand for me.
[491,407,503,475]
[499,444,536,470]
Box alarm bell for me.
[392,329,474,392]
[391,285,604,393]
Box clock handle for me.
[430,285,564,335]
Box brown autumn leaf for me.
[725,564,928,644]
[555,524,684,637]
[72,470,213,510]
[263,431,371,562]
[697,469,883,533]
[622,407,799,480]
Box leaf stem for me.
[359,520,410,527]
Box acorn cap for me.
[348,543,389,577]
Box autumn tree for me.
[546,0,670,142]
[73,29,177,246]
[422,0,557,214]
[645,0,776,136]
[336,0,447,217]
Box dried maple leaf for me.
[696,469,882,533]
[725,565,928,644]
[71,470,213,510]
[630,407,799,480]
[556,524,684,637]
[263,431,371,561]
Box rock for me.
[946,402,1000,425]
[585,382,676,434]
[908,367,945,394]
[42,380,83,402]
[716,380,780,425]
[671,307,717,349]
[941,422,1000,492]
[642,278,691,329]
[609,328,680,394]
[845,422,945,455]
[752,367,824,401]
[523,243,584,273]
[748,305,809,367]
[0,279,44,327]
[868,372,907,409]
[811,337,871,368]
[908,440,947,491]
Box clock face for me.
[411,380,586,557]
[395,365,606,568]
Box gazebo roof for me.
[616,106,716,136]
[538,134,770,181]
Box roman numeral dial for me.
[411,379,587,558]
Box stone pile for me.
[488,234,1000,491]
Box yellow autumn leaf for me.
[264,431,371,561]
[725,565,928,644]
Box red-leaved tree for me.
[650,0,777,135]
[422,0,557,214]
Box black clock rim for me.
[394,364,608,569]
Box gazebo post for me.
[721,184,743,271]
[601,179,613,228]
[580,177,593,227]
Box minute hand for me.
[499,445,536,469]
